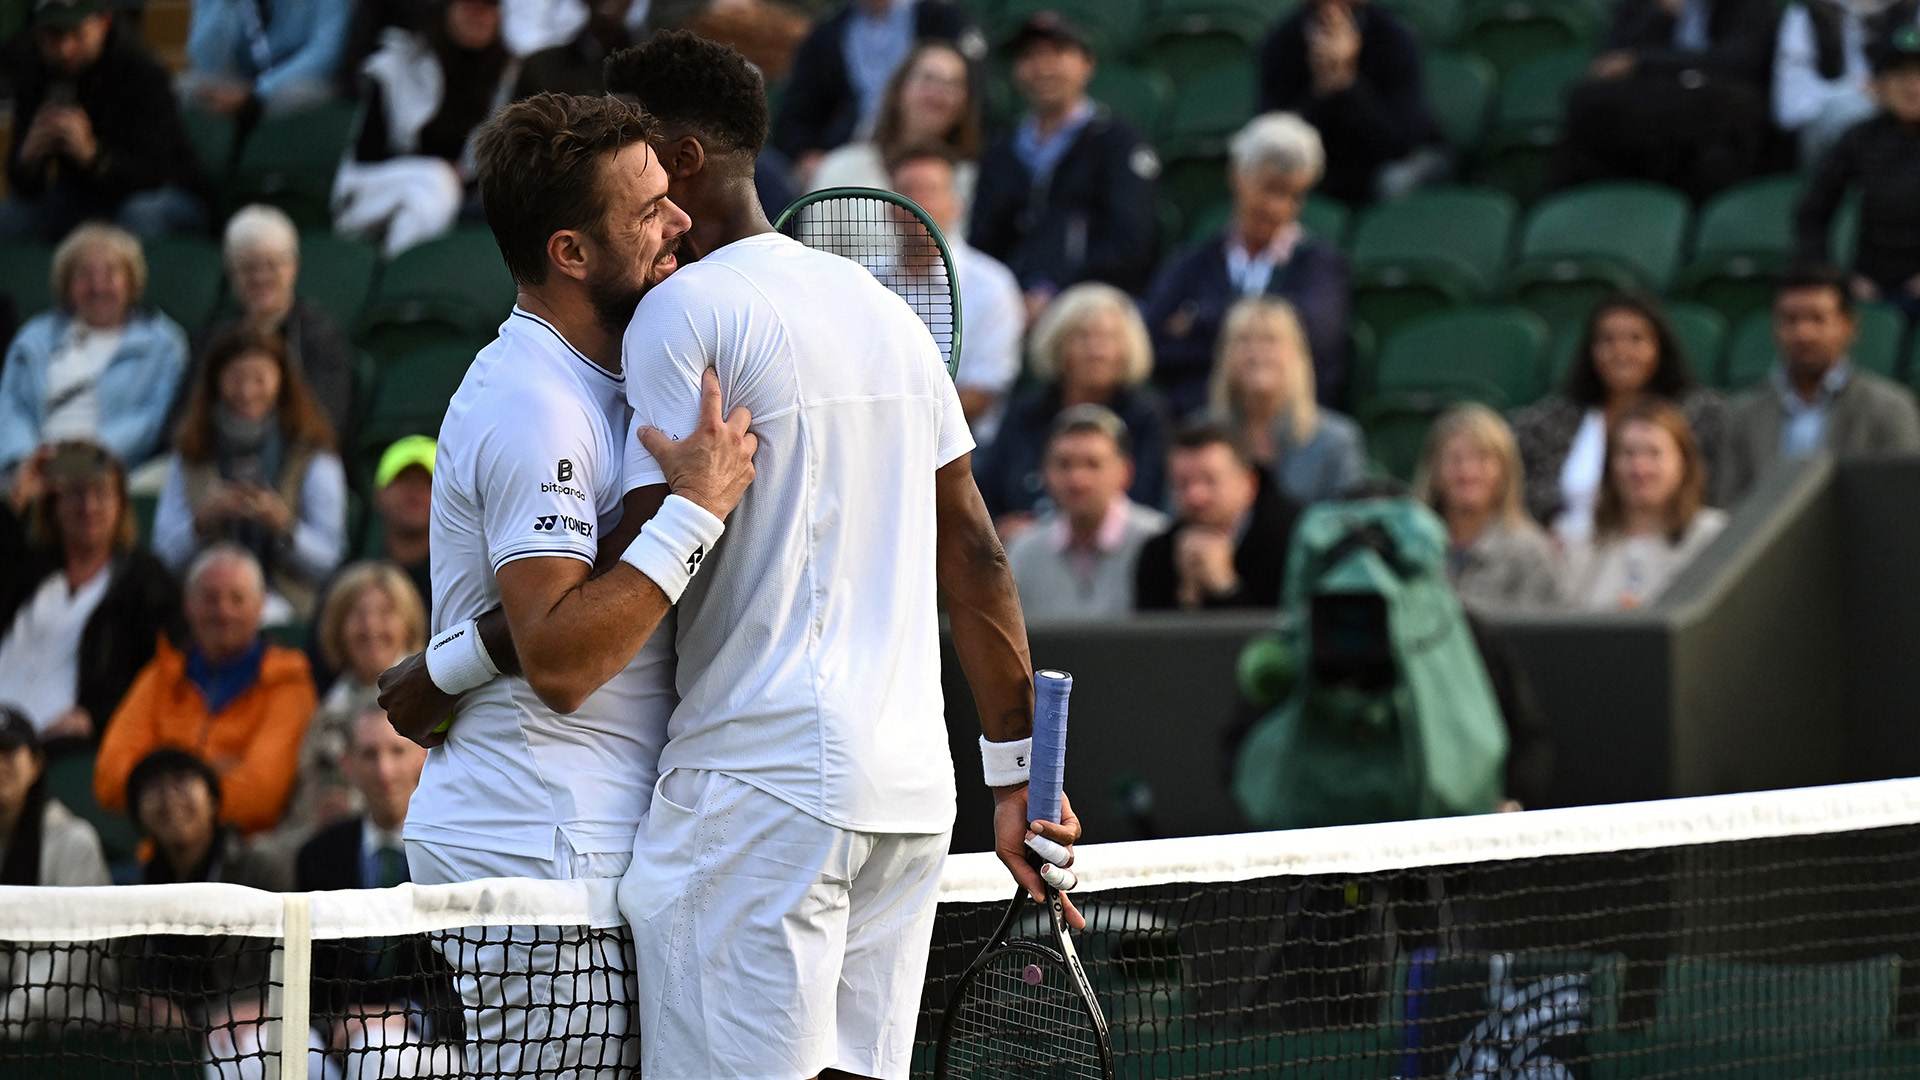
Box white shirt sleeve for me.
[933,329,976,470]
[478,385,607,572]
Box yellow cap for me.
[375,435,437,490]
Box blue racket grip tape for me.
[1027,670,1072,825]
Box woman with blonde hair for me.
[978,283,1171,522]
[1208,297,1366,505]
[1413,403,1561,614]
[1562,399,1727,612]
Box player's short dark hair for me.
[1776,263,1856,316]
[1172,419,1253,469]
[472,92,659,286]
[1048,403,1132,458]
[604,30,769,160]
[884,141,961,181]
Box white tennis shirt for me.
[406,308,676,863]
[622,232,973,835]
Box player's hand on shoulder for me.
[639,367,758,519]
[378,650,456,749]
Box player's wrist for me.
[425,618,500,695]
[620,493,726,604]
[980,735,1032,787]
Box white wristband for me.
[425,618,499,695]
[980,735,1032,787]
[620,494,726,604]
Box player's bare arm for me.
[935,453,1085,927]
[382,369,755,737]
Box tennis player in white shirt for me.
[376,92,757,1077]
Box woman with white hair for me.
[201,204,355,436]
[1142,111,1350,417]
[977,282,1171,522]
[1208,296,1367,505]
[0,223,189,478]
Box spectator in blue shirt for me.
[1142,112,1349,414]
[182,0,355,116]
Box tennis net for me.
[4,778,1920,1077]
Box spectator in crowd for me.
[1797,23,1920,318]
[277,562,426,847]
[889,145,1021,441]
[0,707,109,886]
[126,746,285,888]
[1143,113,1350,414]
[1512,294,1726,541]
[977,282,1171,522]
[1563,399,1728,611]
[1206,297,1365,505]
[971,12,1160,311]
[512,0,640,96]
[1719,266,1920,503]
[202,205,355,439]
[333,0,517,257]
[1773,0,1920,165]
[1256,0,1438,204]
[1413,404,1562,615]
[1004,406,1169,620]
[1554,0,1774,200]
[95,544,315,836]
[0,0,206,241]
[0,441,181,743]
[0,224,189,478]
[295,708,426,893]
[1136,420,1300,611]
[341,0,438,90]
[152,327,347,624]
[814,41,981,205]
[360,435,436,608]
[181,0,353,116]
[772,0,979,183]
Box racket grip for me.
[1027,670,1071,826]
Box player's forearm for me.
[513,566,673,714]
[937,494,1035,744]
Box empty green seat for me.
[1300,194,1351,249]
[142,236,224,332]
[1473,49,1591,204]
[1721,304,1907,389]
[1360,391,1475,481]
[1156,62,1256,151]
[0,243,54,321]
[1682,178,1863,325]
[295,231,379,331]
[357,228,514,359]
[1509,182,1691,326]
[360,341,481,446]
[180,106,241,195]
[1089,61,1173,137]
[1459,0,1601,75]
[1376,306,1550,406]
[1351,186,1518,340]
[1425,50,1497,152]
[1154,0,1297,25]
[1160,151,1229,234]
[1377,0,1463,44]
[232,100,359,229]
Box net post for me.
[273,893,313,1080]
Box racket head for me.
[933,889,1114,1080]
[773,187,963,378]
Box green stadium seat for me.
[1424,51,1497,152]
[993,0,1147,55]
[1088,61,1173,137]
[1300,193,1351,249]
[180,106,240,196]
[1459,0,1602,75]
[231,100,359,229]
[1508,182,1691,327]
[1160,151,1229,235]
[1359,391,1474,481]
[295,231,379,330]
[1376,306,1551,406]
[1376,0,1464,45]
[359,340,481,447]
[1350,187,1518,341]
[1720,304,1907,389]
[130,489,159,545]
[1472,49,1591,204]
[141,236,224,332]
[1154,0,1298,26]
[0,243,54,322]
[357,227,514,360]
[1156,62,1256,152]
[44,747,138,870]
[1682,177,1862,325]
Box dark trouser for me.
[1553,74,1768,203]
[0,185,208,243]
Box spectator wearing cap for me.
[181,0,353,117]
[0,441,182,743]
[889,146,1022,443]
[1004,406,1168,620]
[1205,296,1366,506]
[1719,266,1920,504]
[0,223,190,478]
[125,746,286,888]
[1142,113,1350,415]
[94,544,315,837]
[0,707,110,886]
[1773,0,1920,166]
[1797,23,1920,320]
[200,205,357,440]
[772,0,980,186]
[977,283,1171,524]
[0,0,206,242]
[1255,0,1440,205]
[1135,421,1301,611]
[970,11,1161,314]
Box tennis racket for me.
[934,670,1114,1080]
[773,186,964,378]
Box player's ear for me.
[659,134,705,179]
[545,229,592,284]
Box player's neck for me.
[515,290,621,375]
[679,182,774,261]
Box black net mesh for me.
[777,192,960,375]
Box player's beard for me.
[587,267,646,335]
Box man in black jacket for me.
[1136,421,1299,611]
[0,0,206,242]
[771,0,980,181]
[971,12,1161,316]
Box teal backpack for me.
[1231,499,1509,829]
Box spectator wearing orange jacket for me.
[95,543,314,835]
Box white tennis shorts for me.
[618,768,951,1080]
[406,833,638,1079]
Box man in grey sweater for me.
[1004,405,1167,620]
[1719,266,1920,505]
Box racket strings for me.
[779,196,959,373]
[943,944,1108,1079]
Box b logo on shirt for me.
[534,514,593,537]
[557,459,574,483]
